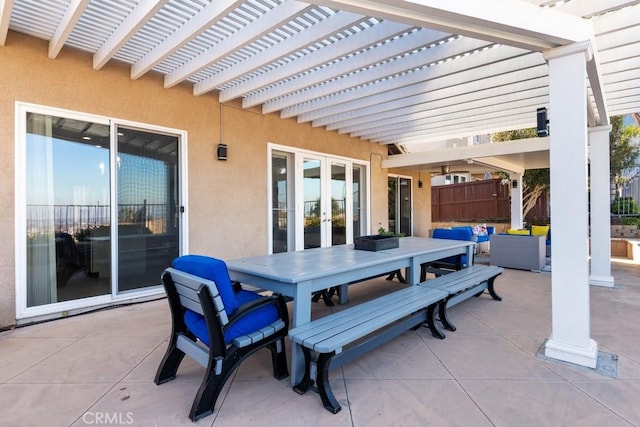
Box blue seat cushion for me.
[173,255,238,314]
[184,290,279,346]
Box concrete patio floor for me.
[1,259,639,426]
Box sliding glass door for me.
[388,175,413,236]
[19,105,183,317]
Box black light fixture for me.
[536,107,549,137]
[217,143,227,161]
[511,179,518,189]
[418,172,423,188]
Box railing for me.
[26,203,174,237]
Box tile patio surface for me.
[1,258,639,426]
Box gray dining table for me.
[225,236,475,385]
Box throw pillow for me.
[507,229,531,235]
[531,225,550,237]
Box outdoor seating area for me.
[1,260,639,426]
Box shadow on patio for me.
[1,259,639,426]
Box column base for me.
[545,338,598,369]
[589,274,615,287]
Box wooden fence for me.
[431,178,549,223]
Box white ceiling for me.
[2,0,639,170]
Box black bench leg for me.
[386,269,406,283]
[487,275,503,301]
[426,304,446,339]
[316,352,341,414]
[438,298,457,332]
[293,347,314,395]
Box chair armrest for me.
[226,294,289,331]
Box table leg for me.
[291,280,312,386]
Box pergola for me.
[3,0,639,370]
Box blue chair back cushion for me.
[184,290,279,345]
[432,228,473,265]
[173,255,280,346]
[173,254,238,313]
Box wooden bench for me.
[288,285,448,414]
[419,264,503,332]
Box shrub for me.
[611,197,639,215]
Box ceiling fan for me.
[429,164,470,176]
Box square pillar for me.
[510,173,524,229]
[543,42,598,368]
[589,126,614,287]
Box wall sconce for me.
[217,143,227,161]
[536,107,549,137]
[511,179,518,189]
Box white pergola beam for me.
[221,20,414,104]
[164,1,311,89]
[0,0,13,46]
[131,0,245,79]
[263,36,493,114]
[363,102,545,142]
[305,57,547,125]
[194,10,365,96]
[331,77,548,133]
[383,137,549,169]
[306,0,593,50]
[338,94,549,139]
[48,0,90,58]
[471,156,525,174]
[238,24,446,107]
[93,0,168,70]
[379,114,536,145]
[285,44,536,120]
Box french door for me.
[270,146,368,253]
[301,155,349,249]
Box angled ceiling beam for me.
[48,0,90,58]
[311,69,547,127]
[347,91,549,138]
[383,137,549,170]
[194,10,366,96]
[322,65,548,131]
[93,0,168,70]
[306,0,593,51]
[225,20,414,103]
[230,21,420,106]
[470,157,525,174]
[284,44,535,119]
[165,1,312,88]
[361,101,546,142]
[0,0,13,46]
[288,46,546,121]
[132,0,245,80]
[263,36,494,114]
[379,114,536,145]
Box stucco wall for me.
[0,32,397,327]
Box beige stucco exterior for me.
[0,32,430,328]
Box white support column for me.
[543,41,598,369]
[589,126,615,287]
[510,173,523,229]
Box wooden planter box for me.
[354,235,399,251]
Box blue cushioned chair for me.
[422,228,474,279]
[154,255,289,421]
